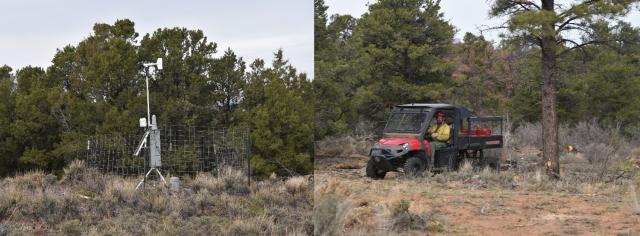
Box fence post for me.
[247,128,251,187]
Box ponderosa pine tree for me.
[490,0,640,178]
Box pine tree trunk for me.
[541,0,560,178]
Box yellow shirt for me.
[428,123,450,142]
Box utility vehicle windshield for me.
[384,110,428,133]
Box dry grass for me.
[314,137,640,235]
[314,178,452,236]
[511,121,638,163]
[0,161,312,235]
[285,176,309,195]
[313,118,640,235]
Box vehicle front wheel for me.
[366,159,386,179]
[404,157,425,176]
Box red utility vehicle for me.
[366,104,504,179]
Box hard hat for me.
[436,111,445,117]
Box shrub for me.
[314,180,353,236]
[314,195,351,236]
[3,170,56,190]
[512,122,542,148]
[60,160,107,194]
[284,176,308,195]
[511,120,637,178]
[61,159,87,182]
[0,160,311,235]
[582,143,615,165]
[191,167,249,195]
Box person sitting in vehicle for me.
[427,111,450,166]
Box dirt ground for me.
[314,155,640,236]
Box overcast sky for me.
[325,0,640,42]
[0,0,313,76]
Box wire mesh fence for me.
[84,126,250,177]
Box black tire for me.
[404,157,425,176]
[366,159,386,179]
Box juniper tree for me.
[351,0,456,129]
[241,50,314,178]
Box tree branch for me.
[557,0,598,19]
[557,38,600,57]
[494,0,541,15]
[557,22,590,33]
[513,0,541,10]
[556,16,581,33]
[478,23,509,35]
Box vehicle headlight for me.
[401,143,409,150]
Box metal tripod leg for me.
[136,167,167,190]
[153,168,167,184]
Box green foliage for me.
[12,67,62,170]
[314,0,353,138]
[314,0,457,138]
[0,68,17,175]
[138,27,218,127]
[241,50,314,178]
[211,49,246,127]
[0,65,12,80]
[314,13,358,137]
[352,0,456,125]
[555,21,640,133]
[315,0,640,142]
[0,19,312,178]
[315,0,330,53]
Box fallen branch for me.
[605,171,626,184]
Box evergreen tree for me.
[0,65,12,80]
[12,67,62,170]
[491,0,640,177]
[0,66,17,176]
[1,19,314,178]
[211,48,246,127]
[351,0,456,129]
[314,13,359,138]
[241,50,314,178]
[47,19,143,135]
[315,0,330,54]
[138,27,218,127]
